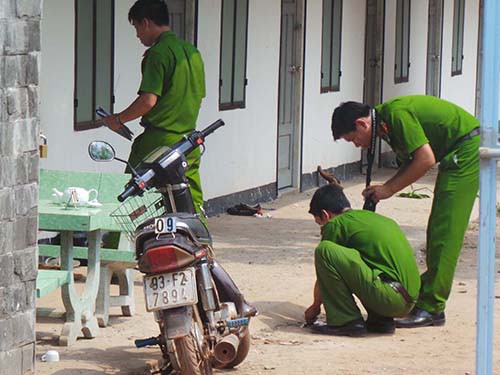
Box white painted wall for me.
[196,0,281,199]
[440,0,479,114]
[40,0,141,174]
[40,0,281,200]
[301,0,366,174]
[382,0,429,101]
[39,0,483,201]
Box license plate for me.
[143,268,197,312]
[155,217,177,234]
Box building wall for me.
[440,0,479,114]
[196,0,281,199]
[40,0,281,201]
[39,0,483,203]
[301,0,366,174]
[382,0,429,101]
[0,1,40,374]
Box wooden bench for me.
[37,169,137,343]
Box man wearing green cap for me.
[330,95,479,328]
[103,0,205,215]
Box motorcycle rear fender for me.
[161,305,194,339]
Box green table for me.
[38,200,124,346]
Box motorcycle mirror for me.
[88,141,116,162]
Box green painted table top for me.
[39,200,122,232]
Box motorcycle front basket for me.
[110,191,165,241]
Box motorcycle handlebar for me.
[118,183,139,202]
[200,119,225,138]
[117,119,225,202]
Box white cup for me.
[41,350,60,362]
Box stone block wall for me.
[0,0,41,374]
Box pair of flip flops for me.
[226,203,263,216]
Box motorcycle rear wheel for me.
[174,333,212,375]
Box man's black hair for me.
[309,184,351,217]
[128,0,170,26]
[331,101,371,140]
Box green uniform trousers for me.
[127,126,204,217]
[315,241,414,326]
[417,136,479,314]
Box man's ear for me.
[355,117,369,131]
[142,18,151,29]
[321,209,332,222]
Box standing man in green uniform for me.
[305,183,419,336]
[103,0,206,215]
[331,95,480,327]
[103,0,256,318]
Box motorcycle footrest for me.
[135,336,160,348]
[226,317,249,328]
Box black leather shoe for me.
[395,307,445,328]
[310,318,367,337]
[366,312,395,334]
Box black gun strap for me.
[362,109,379,212]
[365,109,379,186]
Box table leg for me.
[59,230,101,346]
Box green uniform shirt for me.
[321,209,420,300]
[375,95,479,163]
[139,31,206,134]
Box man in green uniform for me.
[305,183,419,336]
[103,0,257,318]
[331,95,479,327]
[103,0,206,215]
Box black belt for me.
[452,127,480,149]
[379,275,415,305]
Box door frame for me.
[276,0,306,192]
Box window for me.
[394,0,410,83]
[74,0,114,131]
[219,0,249,110]
[321,0,342,92]
[451,0,465,76]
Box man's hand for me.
[304,303,321,324]
[102,114,123,132]
[362,184,394,203]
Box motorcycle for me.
[88,119,255,375]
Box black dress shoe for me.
[395,307,445,328]
[366,312,395,334]
[310,318,367,337]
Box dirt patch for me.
[35,169,500,374]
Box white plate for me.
[143,268,197,311]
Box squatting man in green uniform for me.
[304,183,420,336]
[331,95,480,328]
[103,0,256,318]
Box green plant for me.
[397,185,432,199]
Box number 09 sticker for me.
[154,217,177,234]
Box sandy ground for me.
[35,167,500,375]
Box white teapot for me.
[52,187,101,207]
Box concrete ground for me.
[35,166,500,374]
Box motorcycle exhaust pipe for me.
[214,334,240,364]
